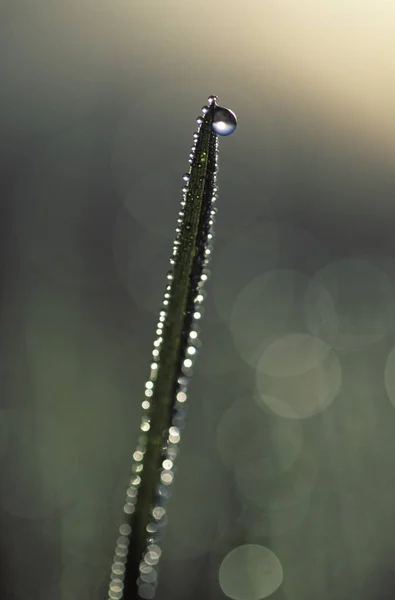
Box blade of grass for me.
[107,95,237,600]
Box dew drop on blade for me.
[211,106,237,136]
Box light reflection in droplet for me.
[160,471,174,485]
[176,391,186,403]
[152,506,166,520]
[112,562,126,576]
[140,568,157,584]
[116,535,129,549]
[212,106,237,135]
[110,580,124,593]
[168,426,180,443]
[119,524,132,536]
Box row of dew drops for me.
[107,95,230,600]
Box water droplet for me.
[182,173,190,182]
[201,105,209,114]
[212,106,237,136]
[196,116,204,125]
[208,94,218,105]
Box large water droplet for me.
[212,106,237,136]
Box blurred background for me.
[0,0,395,598]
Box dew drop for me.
[201,105,209,114]
[208,94,218,105]
[212,106,237,136]
[196,116,204,125]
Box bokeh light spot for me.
[230,269,312,369]
[219,544,283,600]
[304,258,395,352]
[256,338,342,419]
[259,333,331,378]
[213,223,329,325]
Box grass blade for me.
[107,95,237,600]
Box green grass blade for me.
[107,95,237,600]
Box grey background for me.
[0,1,395,599]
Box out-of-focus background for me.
[1,1,395,599]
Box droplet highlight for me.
[212,106,237,136]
